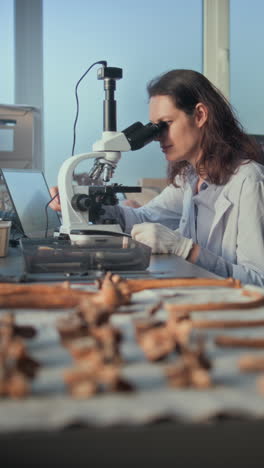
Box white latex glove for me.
[131,223,193,259]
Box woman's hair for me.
[147,69,262,185]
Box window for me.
[230,0,264,133]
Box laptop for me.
[0,168,61,239]
[0,168,151,276]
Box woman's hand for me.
[131,222,194,259]
[49,186,61,211]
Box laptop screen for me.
[0,169,61,238]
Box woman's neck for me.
[196,176,206,193]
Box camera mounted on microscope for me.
[97,66,123,132]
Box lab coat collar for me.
[207,169,249,243]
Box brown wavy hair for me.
[147,69,262,185]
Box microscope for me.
[20,64,167,274]
[58,63,166,242]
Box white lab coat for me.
[106,161,264,286]
[118,184,183,233]
[179,161,264,286]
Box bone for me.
[125,276,241,293]
[190,319,264,329]
[165,290,264,315]
[0,277,128,310]
[238,355,264,372]
[215,335,264,348]
[0,281,72,295]
[0,293,85,309]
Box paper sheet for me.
[1,285,264,432]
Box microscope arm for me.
[57,128,134,237]
[58,151,112,235]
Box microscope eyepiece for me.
[122,121,167,151]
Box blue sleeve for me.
[195,247,264,287]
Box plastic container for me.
[0,220,11,257]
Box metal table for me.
[0,246,220,281]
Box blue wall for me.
[2,1,264,186]
[0,1,14,103]
[42,0,202,186]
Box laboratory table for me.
[0,244,220,280]
[1,247,264,467]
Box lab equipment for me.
[0,104,42,170]
[58,63,166,241]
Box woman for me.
[51,69,264,286]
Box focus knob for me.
[71,194,91,212]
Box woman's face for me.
[149,95,206,166]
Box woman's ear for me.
[194,102,208,128]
